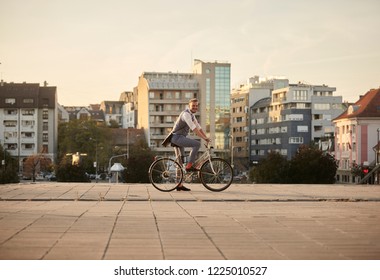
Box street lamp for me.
[230,133,234,170]
[90,137,98,183]
[108,153,128,183]
[1,144,6,173]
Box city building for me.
[0,81,58,172]
[232,76,289,171]
[100,101,124,127]
[250,82,344,162]
[192,59,231,152]
[231,85,249,172]
[136,71,199,153]
[333,87,380,184]
[119,91,136,128]
[136,59,231,157]
[60,105,105,124]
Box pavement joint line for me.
[175,200,227,260]
[101,199,127,260]
[149,199,166,260]
[40,201,99,259]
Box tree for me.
[123,139,155,183]
[108,119,120,128]
[0,146,19,184]
[288,145,337,184]
[23,154,52,182]
[249,151,289,183]
[249,145,338,184]
[55,156,90,182]
[58,119,111,174]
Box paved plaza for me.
[0,182,379,260]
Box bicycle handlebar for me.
[204,142,213,149]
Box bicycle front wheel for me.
[199,158,233,192]
[149,158,183,192]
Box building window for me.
[293,90,308,101]
[289,137,304,144]
[5,109,17,115]
[43,122,48,131]
[42,110,48,119]
[314,103,330,110]
[79,113,88,120]
[286,114,303,121]
[23,143,34,150]
[22,109,34,115]
[4,120,17,127]
[43,133,48,142]
[4,131,17,139]
[21,120,35,127]
[297,126,308,132]
[23,98,34,104]
[6,144,17,150]
[21,132,34,138]
[5,98,16,105]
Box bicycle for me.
[148,142,233,192]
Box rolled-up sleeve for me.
[182,112,199,131]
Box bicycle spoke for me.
[149,158,183,192]
[200,158,233,192]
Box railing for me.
[358,163,380,184]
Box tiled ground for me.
[0,183,379,260]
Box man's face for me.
[189,102,199,113]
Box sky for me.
[1,0,380,106]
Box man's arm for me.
[193,127,211,142]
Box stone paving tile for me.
[104,249,163,260]
[0,183,379,260]
[44,246,105,260]
[0,246,49,260]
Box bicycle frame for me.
[173,143,213,172]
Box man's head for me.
[188,98,199,113]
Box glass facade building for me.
[193,59,231,152]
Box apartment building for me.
[136,71,199,153]
[250,82,343,162]
[231,85,249,172]
[231,76,289,169]
[119,91,136,128]
[60,105,105,124]
[0,81,57,171]
[136,59,231,157]
[333,87,380,183]
[100,101,124,127]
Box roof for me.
[252,97,271,108]
[334,87,380,121]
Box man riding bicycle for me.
[170,98,211,191]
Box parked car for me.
[45,173,57,181]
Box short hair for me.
[189,98,199,104]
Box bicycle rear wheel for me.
[149,158,183,192]
[199,158,233,192]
